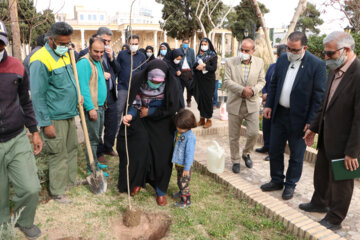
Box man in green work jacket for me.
[77,37,108,177]
[30,22,79,204]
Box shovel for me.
[69,50,107,194]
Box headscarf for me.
[145,45,155,61]
[121,44,129,51]
[129,59,179,120]
[196,38,217,63]
[164,48,184,70]
[157,42,171,59]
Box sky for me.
[35,0,349,34]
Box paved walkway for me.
[190,98,360,240]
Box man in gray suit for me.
[223,38,266,174]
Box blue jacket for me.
[265,51,327,135]
[116,50,147,90]
[262,62,276,94]
[171,130,196,171]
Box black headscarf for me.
[164,48,184,70]
[129,59,179,120]
[157,42,171,58]
[145,45,155,61]
[196,38,217,63]
[122,44,130,51]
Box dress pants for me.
[228,100,259,164]
[310,141,354,225]
[269,105,306,188]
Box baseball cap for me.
[0,21,8,46]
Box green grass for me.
[20,144,298,239]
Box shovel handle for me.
[69,50,97,174]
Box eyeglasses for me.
[286,46,303,54]
[322,47,344,57]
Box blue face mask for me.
[183,43,189,49]
[147,80,163,89]
[54,45,68,56]
[160,49,167,56]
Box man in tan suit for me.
[224,39,265,173]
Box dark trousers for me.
[310,143,354,225]
[97,94,118,157]
[269,106,306,188]
[262,117,271,149]
[213,80,218,107]
[180,70,193,103]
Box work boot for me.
[203,119,212,128]
[174,195,191,208]
[197,117,205,127]
[15,224,41,239]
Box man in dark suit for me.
[299,31,360,230]
[78,27,120,163]
[261,31,327,200]
[179,37,196,107]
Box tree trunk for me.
[9,0,22,60]
[281,0,307,44]
[250,0,275,63]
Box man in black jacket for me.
[0,21,43,239]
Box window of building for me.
[88,15,91,20]
[93,15,97,20]
[100,15,104,21]
[80,14,84,21]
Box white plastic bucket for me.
[207,140,225,173]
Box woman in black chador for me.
[193,38,217,128]
[164,48,184,109]
[117,59,179,206]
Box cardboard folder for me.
[331,158,360,181]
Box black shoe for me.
[299,202,329,213]
[260,182,283,192]
[282,187,295,200]
[232,163,240,173]
[255,146,269,154]
[264,156,270,161]
[319,218,342,230]
[242,154,253,168]
[15,224,41,239]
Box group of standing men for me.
[225,30,360,230]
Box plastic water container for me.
[207,140,225,174]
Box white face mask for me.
[201,45,208,52]
[0,50,4,62]
[146,52,153,57]
[287,48,304,62]
[174,59,181,65]
[241,52,250,61]
[130,44,138,52]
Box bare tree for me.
[206,0,234,43]
[195,0,208,38]
[9,0,22,60]
[323,0,360,32]
[281,0,307,44]
[250,0,275,62]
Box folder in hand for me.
[331,158,360,181]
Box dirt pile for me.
[112,212,171,240]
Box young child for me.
[172,109,197,208]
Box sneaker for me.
[97,162,108,169]
[52,194,72,204]
[174,195,191,208]
[15,224,41,239]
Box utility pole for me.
[9,0,22,60]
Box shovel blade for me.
[86,170,107,194]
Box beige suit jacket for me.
[223,56,265,115]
